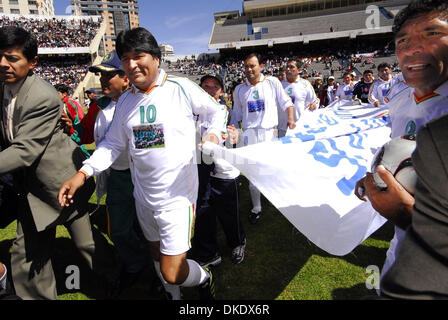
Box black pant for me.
[193,165,245,261]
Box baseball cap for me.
[328,76,335,80]
[89,51,124,73]
[200,74,225,91]
[86,88,95,94]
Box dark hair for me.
[115,27,161,60]
[363,69,374,75]
[287,59,303,69]
[245,53,264,65]
[200,74,224,90]
[393,0,448,36]
[377,62,392,71]
[54,84,71,95]
[0,26,38,61]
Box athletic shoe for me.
[231,238,246,264]
[198,267,215,300]
[249,211,261,224]
[198,254,222,268]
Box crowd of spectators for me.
[0,15,102,48]
[167,37,398,98]
[34,56,91,92]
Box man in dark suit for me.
[379,113,448,299]
[0,26,115,299]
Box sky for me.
[53,0,242,56]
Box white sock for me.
[180,259,210,287]
[153,261,181,300]
[249,183,262,213]
[0,264,7,290]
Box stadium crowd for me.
[34,56,90,91]
[1,0,448,303]
[0,15,102,48]
[167,37,398,102]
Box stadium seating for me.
[210,4,406,46]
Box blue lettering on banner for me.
[319,114,339,126]
[295,132,316,142]
[248,100,265,113]
[308,138,367,196]
[295,125,328,142]
[303,125,328,135]
[349,133,365,149]
[280,136,293,144]
[350,123,363,133]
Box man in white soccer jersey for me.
[335,72,356,101]
[368,62,394,107]
[58,28,227,300]
[230,53,295,224]
[355,0,448,292]
[278,59,319,137]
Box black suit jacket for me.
[381,112,448,299]
[0,73,93,232]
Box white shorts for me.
[135,202,196,256]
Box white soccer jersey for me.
[389,81,448,138]
[280,77,319,129]
[80,69,227,211]
[368,77,393,105]
[384,73,408,103]
[381,80,448,284]
[94,100,129,170]
[335,82,355,100]
[231,74,293,130]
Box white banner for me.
[204,102,391,256]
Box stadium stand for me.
[209,0,408,50]
[0,15,102,48]
[0,14,107,105]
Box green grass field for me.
[0,175,392,300]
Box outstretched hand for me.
[58,172,86,207]
[227,125,239,145]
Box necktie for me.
[2,88,13,144]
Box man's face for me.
[286,61,300,82]
[364,73,374,83]
[343,74,352,84]
[87,92,96,100]
[244,56,263,84]
[201,77,223,101]
[100,71,129,101]
[395,12,448,94]
[278,71,286,81]
[328,79,335,86]
[120,50,159,91]
[57,91,67,101]
[378,66,392,81]
[0,46,37,84]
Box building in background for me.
[70,0,139,52]
[0,0,54,15]
[160,44,174,60]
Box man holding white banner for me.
[355,0,448,291]
[231,53,295,224]
[278,59,319,138]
